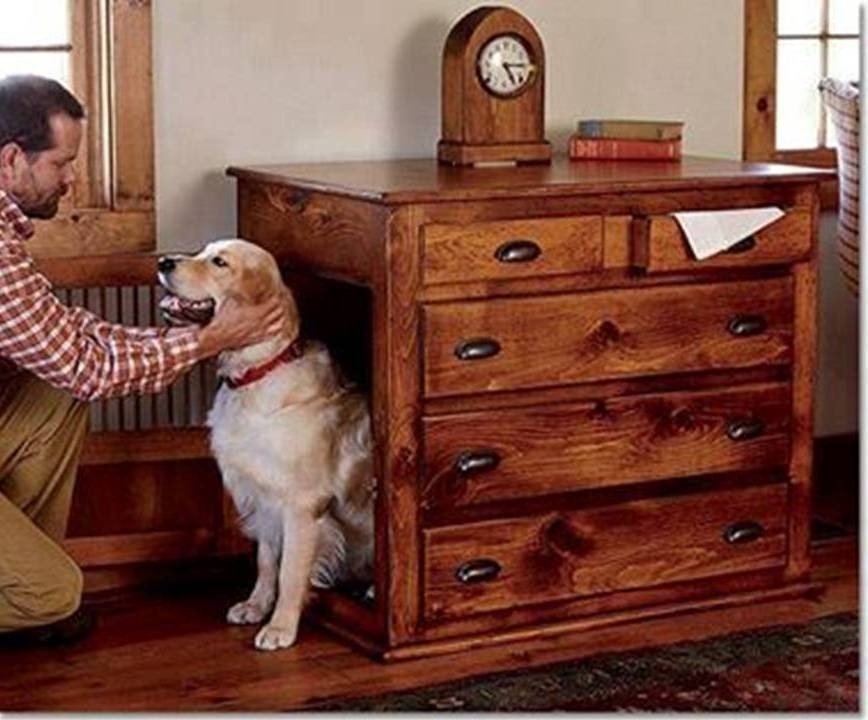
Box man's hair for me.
[0,75,85,154]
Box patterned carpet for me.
[321,613,859,712]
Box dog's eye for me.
[211,256,229,268]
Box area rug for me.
[320,612,859,712]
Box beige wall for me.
[152,0,858,436]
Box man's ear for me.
[0,142,28,188]
[0,142,20,183]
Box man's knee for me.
[39,558,83,622]
[52,560,83,620]
[1,556,83,631]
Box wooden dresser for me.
[228,156,831,660]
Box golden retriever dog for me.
[157,239,374,651]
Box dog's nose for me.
[157,256,176,274]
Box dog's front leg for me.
[254,508,317,651]
[227,539,278,625]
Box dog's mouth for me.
[158,291,216,327]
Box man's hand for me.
[194,296,285,358]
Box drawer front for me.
[424,483,788,620]
[423,277,793,397]
[422,216,603,285]
[423,383,791,509]
[637,207,812,273]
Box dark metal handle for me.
[725,236,757,254]
[454,337,501,361]
[723,520,765,545]
[726,418,765,441]
[455,558,501,584]
[727,314,767,337]
[455,449,500,475]
[494,239,542,263]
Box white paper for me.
[671,207,786,261]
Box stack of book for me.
[569,119,684,161]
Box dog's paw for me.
[226,600,268,625]
[254,624,298,651]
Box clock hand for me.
[502,61,516,84]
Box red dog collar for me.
[222,338,305,390]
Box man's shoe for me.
[0,608,95,649]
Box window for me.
[744,0,860,169]
[0,0,155,257]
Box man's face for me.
[2,113,81,219]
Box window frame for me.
[743,0,847,208]
[0,0,156,257]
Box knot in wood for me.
[592,319,621,347]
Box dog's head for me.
[157,239,293,329]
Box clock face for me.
[476,34,535,97]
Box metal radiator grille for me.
[54,285,218,432]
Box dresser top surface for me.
[227,155,832,204]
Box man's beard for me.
[18,165,63,219]
[24,195,61,219]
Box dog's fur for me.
[158,239,374,651]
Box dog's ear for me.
[237,264,277,305]
[281,287,301,339]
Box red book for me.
[569,135,682,161]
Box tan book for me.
[575,119,684,141]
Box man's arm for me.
[0,251,201,400]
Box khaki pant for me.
[0,373,89,632]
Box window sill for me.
[28,208,155,258]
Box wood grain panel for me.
[36,251,158,287]
[236,181,383,284]
[372,206,424,645]
[111,0,155,210]
[80,428,211,466]
[228,156,832,205]
[422,383,791,509]
[743,0,776,162]
[423,277,794,397]
[636,207,811,273]
[787,188,820,581]
[422,215,602,285]
[424,483,788,620]
[29,210,154,257]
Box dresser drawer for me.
[423,383,791,509]
[423,277,793,397]
[422,216,603,285]
[423,483,788,620]
[635,207,812,273]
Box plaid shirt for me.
[0,190,201,400]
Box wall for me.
[152,0,858,436]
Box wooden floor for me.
[0,537,857,712]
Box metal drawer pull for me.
[724,236,757,254]
[455,558,501,584]
[455,449,500,475]
[723,520,765,545]
[454,337,501,361]
[727,314,767,337]
[726,418,765,441]
[494,239,542,263]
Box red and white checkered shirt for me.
[0,189,201,400]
